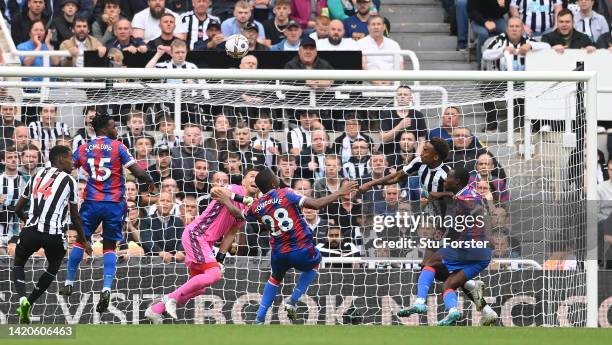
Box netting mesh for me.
[0,76,594,326]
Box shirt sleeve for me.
[176,14,189,34]
[243,207,257,222]
[118,142,136,167]
[21,174,34,199]
[402,156,422,174]
[72,147,82,169]
[131,12,145,30]
[285,189,306,207]
[68,175,79,204]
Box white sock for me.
[19,296,28,304]
[102,287,111,293]
[463,280,476,291]
[482,305,494,314]
[64,280,73,286]
[414,297,426,305]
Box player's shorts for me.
[271,245,321,278]
[443,259,491,281]
[80,199,127,242]
[182,228,217,268]
[15,227,67,264]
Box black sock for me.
[12,265,26,298]
[28,271,55,304]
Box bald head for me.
[240,55,258,69]
[328,19,345,42]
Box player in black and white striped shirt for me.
[11,145,91,324]
[510,0,562,36]
[27,105,70,160]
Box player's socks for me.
[102,250,118,291]
[255,277,281,323]
[28,271,56,304]
[12,265,26,297]
[442,289,458,310]
[66,244,86,285]
[168,268,222,304]
[416,266,436,301]
[151,301,166,314]
[289,270,317,305]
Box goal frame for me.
[0,67,599,327]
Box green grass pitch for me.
[3,325,611,345]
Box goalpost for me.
[0,67,600,327]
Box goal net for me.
[0,69,600,327]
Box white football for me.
[225,34,250,59]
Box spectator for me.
[468,0,509,63]
[333,114,372,164]
[455,0,469,50]
[118,200,145,259]
[327,178,363,243]
[59,17,107,67]
[132,0,178,43]
[222,151,243,184]
[49,0,79,48]
[17,20,59,72]
[0,103,24,151]
[12,126,30,152]
[232,121,266,170]
[314,154,343,198]
[0,146,27,252]
[316,225,361,268]
[292,178,313,196]
[72,106,97,153]
[27,105,69,160]
[380,86,427,156]
[119,111,146,150]
[11,0,50,45]
[251,113,281,168]
[158,177,183,213]
[146,39,198,72]
[156,114,180,149]
[448,127,481,172]
[221,1,265,39]
[277,154,298,188]
[183,158,210,197]
[374,183,402,215]
[176,0,220,50]
[146,12,180,53]
[342,139,371,181]
[139,192,185,263]
[343,0,371,41]
[573,0,609,42]
[391,131,417,168]
[308,15,330,40]
[298,128,332,180]
[19,144,42,177]
[475,178,498,212]
[171,123,216,180]
[428,106,480,146]
[303,206,330,243]
[287,110,321,155]
[542,8,596,53]
[510,0,561,37]
[284,37,333,88]
[317,19,360,50]
[106,18,148,52]
[358,15,403,83]
[270,19,302,50]
[263,0,291,45]
[239,53,257,69]
[92,0,121,44]
[239,21,270,51]
[596,29,612,50]
[203,114,232,162]
[196,170,229,211]
[470,151,509,203]
[148,144,183,189]
[194,18,225,50]
[133,135,156,170]
[327,0,355,20]
[490,230,519,259]
[290,0,325,30]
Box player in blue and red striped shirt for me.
[60,113,154,314]
[225,168,357,323]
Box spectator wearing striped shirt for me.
[333,114,373,165]
[18,144,43,178]
[176,0,220,50]
[572,0,609,42]
[0,146,28,254]
[146,38,197,69]
[287,110,321,155]
[0,103,24,152]
[510,0,561,37]
[119,111,146,151]
[72,106,97,154]
[27,105,69,160]
[341,138,372,182]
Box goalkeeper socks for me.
[443,289,458,310]
[66,244,85,285]
[28,271,55,304]
[416,266,436,302]
[169,268,222,304]
[289,270,318,305]
[12,265,26,297]
[102,250,117,291]
[256,277,280,322]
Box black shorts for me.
[16,227,67,263]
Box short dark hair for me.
[278,154,297,163]
[49,145,72,165]
[161,12,176,21]
[3,145,17,160]
[72,16,89,28]
[105,0,120,6]
[429,137,450,161]
[452,167,471,188]
[134,135,155,147]
[557,8,573,19]
[92,113,113,133]
[255,168,277,193]
[244,167,260,176]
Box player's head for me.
[254,168,279,194]
[422,137,449,166]
[49,145,73,173]
[444,166,471,193]
[92,113,118,139]
[242,167,261,196]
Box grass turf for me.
[2,325,611,345]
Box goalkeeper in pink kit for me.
[145,168,260,323]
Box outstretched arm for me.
[302,180,358,210]
[359,170,406,193]
[128,164,155,192]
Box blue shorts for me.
[443,259,491,281]
[271,246,321,278]
[80,199,127,242]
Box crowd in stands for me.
[1,0,611,269]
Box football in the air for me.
[225,34,249,59]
